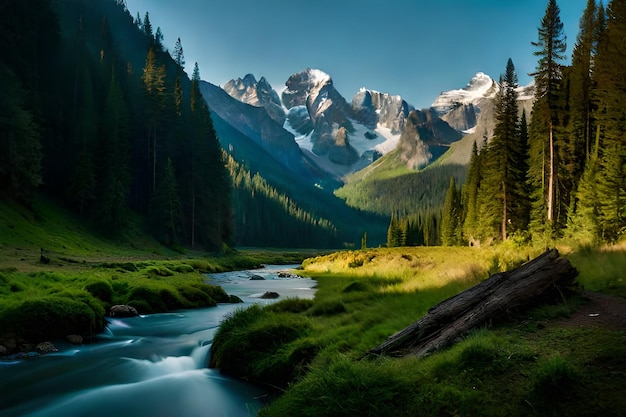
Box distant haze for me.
[125,0,586,108]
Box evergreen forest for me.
[0,0,376,250]
[400,0,625,248]
[0,0,623,252]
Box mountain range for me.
[204,68,534,183]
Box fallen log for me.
[365,248,578,358]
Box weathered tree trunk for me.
[365,249,578,358]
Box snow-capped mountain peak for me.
[308,68,331,86]
[431,72,498,114]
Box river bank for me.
[0,264,315,416]
[0,249,322,357]
[209,245,626,417]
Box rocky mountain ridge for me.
[208,69,535,180]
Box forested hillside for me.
[0,0,231,250]
[441,0,625,247]
[0,0,382,250]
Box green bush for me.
[84,279,113,303]
[210,306,311,387]
[178,286,216,308]
[0,296,100,341]
[126,284,183,313]
[196,284,230,303]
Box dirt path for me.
[558,291,626,331]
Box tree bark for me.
[365,249,578,358]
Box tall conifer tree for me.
[529,0,567,237]
[482,59,523,241]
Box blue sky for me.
[124,0,588,109]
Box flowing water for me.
[0,265,315,417]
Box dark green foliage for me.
[195,284,230,303]
[84,279,113,303]
[528,0,568,237]
[227,154,341,248]
[591,0,626,242]
[440,177,462,246]
[0,296,100,341]
[528,354,580,408]
[0,69,43,204]
[475,59,529,243]
[0,0,233,250]
[209,305,312,387]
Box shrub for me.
[178,286,216,308]
[126,284,183,313]
[210,306,311,387]
[144,265,175,277]
[0,296,99,341]
[196,284,230,303]
[84,279,113,303]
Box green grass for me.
[209,244,626,417]
[567,242,626,297]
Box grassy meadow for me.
[2,196,626,415]
[210,244,626,417]
[0,197,319,351]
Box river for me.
[0,265,315,417]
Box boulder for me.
[109,304,139,317]
[35,342,58,354]
[249,274,265,280]
[66,334,83,345]
[228,295,244,303]
[278,272,303,279]
[260,291,280,299]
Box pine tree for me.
[387,213,402,247]
[441,177,461,246]
[173,37,185,116]
[142,46,168,193]
[185,63,233,250]
[483,59,523,241]
[149,157,182,245]
[142,11,153,44]
[462,141,481,245]
[0,68,42,204]
[529,0,567,237]
[154,27,164,52]
[513,110,531,231]
[95,72,131,233]
[569,0,598,163]
[592,0,626,242]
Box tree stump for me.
[365,248,578,358]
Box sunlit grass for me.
[213,243,626,417]
[567,242,626,297]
